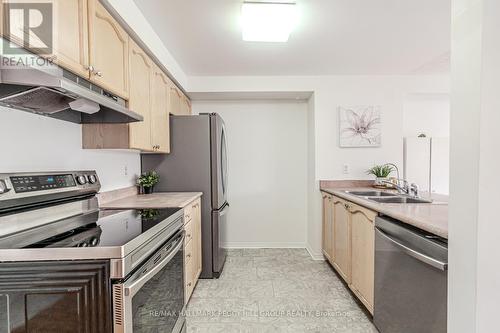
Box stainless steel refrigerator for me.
[141,113,228,278]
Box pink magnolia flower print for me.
[339,106,381,147]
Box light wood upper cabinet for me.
[83,41,173,153]
[2,0,90,78]
[350,203,376,314]
[52,0,90,78]
[322,193,334,262]
[169,84,192,116]
[169,84,183,115]
[332,196,351,283]
[88,0,129,99]
[150,64,171,153]
[180,94,192,115]
[128,39,152,151]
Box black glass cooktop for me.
[0,208,181,249]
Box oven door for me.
[113,231,185,333]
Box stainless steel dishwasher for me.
[374,216,448,333]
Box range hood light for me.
[69,98,100,114]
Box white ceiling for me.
[134,0,451,76]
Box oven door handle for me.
[376,228,448,271]
[124,234,184,297]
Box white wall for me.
[403,93,450,137]
[449,0,500,332]
[0,107,140,192]
[192,100,308,248]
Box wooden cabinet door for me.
[151,64,170,153]
[350,203,376,314]
[169,84,183,115]
[128,39,152,151]
[322,193,334,262]
[194,199,202,277]
[88,0,129,99]
[332,196,351,283]
[181,94,192,115]
[52,0,90,77]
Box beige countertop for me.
[100,192,203,209]
[320,187,448,239]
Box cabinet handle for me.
[187,282,192,287]
[186,253,191,258]
[94,70,103,77]
[85,65,95,72]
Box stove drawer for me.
[184,204,193,223]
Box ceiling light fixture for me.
[241,1,298,43]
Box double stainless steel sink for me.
[345,190,433,204]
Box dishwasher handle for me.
[376,227,448,271]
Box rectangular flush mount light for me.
[241,1,298,42]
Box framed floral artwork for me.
[339,106,381,147]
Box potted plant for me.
[366,164,394,188]
[137,171,160,194]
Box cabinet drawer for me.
[184,204,193,223]
[184,235,194,264]
[184,220,194,245]
[184,254,196,302]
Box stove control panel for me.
[10,174,76,193]
[3,172,100,194]
[0,171,101,212]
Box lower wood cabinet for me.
[350,202,376,314]
[321,192,376,314]
[332,196,351,283]
[0,260,111,333]
[321,194,334,262]
[184,197,202,303]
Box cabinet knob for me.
[95,70,103,77]
[187,282,192,287]
[86,65,95,72]
[187,253,191,258]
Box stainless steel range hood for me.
[0,54,143,124]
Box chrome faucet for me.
[381,163,420,197]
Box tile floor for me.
[185,248,379,333]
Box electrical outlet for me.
[343,164,350,174]
[124,165,128,176]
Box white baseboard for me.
[306,244,326,261]
[223,242,306,248]
[222,242,325,261]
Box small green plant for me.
[137,171,160,188]
[366,164,394,178]
[139,209,160,220]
